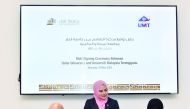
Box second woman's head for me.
[93,80,108,100]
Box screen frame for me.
[20,5,179,95]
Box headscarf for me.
[93,80,108,109]
[147,98,163,109]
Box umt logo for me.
[138,16,150,27]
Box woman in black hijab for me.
[147,98,163,109]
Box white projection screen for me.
[20,5,178,95]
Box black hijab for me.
[147,98,163,109]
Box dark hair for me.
[147,98,163,109]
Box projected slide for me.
[20,5,178,94]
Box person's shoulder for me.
[107,97,119,108]
[86,97,95,103]
[84,98,95,108]
[108,97,118,102]
[87,97,95,100]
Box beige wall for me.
[0,0,190,109]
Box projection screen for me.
[20,5,178,94]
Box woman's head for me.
[147,98,163,109]
[93,80,108,100]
